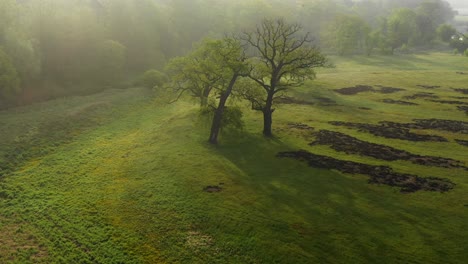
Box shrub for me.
[139,69,168,89]
[199,105,244,131]
[437,24,457,43]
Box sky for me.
[447,0,468,9]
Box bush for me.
[199,105,244,131]
[464,49,468,57]
[437,24,457,43]
[139,69,168,89]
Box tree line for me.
[0,0,463,109]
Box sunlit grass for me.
[1,52,467,263]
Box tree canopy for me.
[242,18,327,136]
[0,0,461,109]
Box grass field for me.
[0,52,467,263]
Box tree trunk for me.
[200,96,208,107]
[262,91,274,137]
[208,74,239,144]
[200,86,211,107]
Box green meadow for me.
[1,52,467,263]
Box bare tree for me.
[241,18,327,136]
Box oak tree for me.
[241,18,327,136]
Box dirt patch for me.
[358,107,371,110]
[288,123,315,131]
[451,96,468,100]
[334,85,405,95]
[330,121,448,142]
[456,72,468,75]
[314,97,336,105]
[334,85,374,95]
[403,92,439,100]
[427,99,468,105]
[455,139,468,147]
[277,150,455,193]
[453,88,468,95]
[310,130,466,170]
[382,99,418,105]
[457,106,468,115]
[275,96,314,105]
[377,86,406,94]
[395,119,468,134]
[203,186,222,193]
[417,85,440,89]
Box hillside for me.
[0,53,467,263]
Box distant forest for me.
[0,0,465,108]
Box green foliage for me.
[436,24,457,42]
[139,69,168,89]
[1,53,467,263]
[165,38,248,107]
[95,40,126,84]
[199,105,244,131]
[464,49,468,57]
[450,34,468,53]
[0,0,460,107]
[387,8,419,51]
[0,48,20,106]
[324,14,371,55]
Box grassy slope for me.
[0,53,467,263]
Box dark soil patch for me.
[417,85,440,89]
[403,92,439,100]
[455,139,468,147]
[203,186,222,193]
[275,96,314,105]
[393,119,468,134]
[457,106,468,115]
[277,150,455,193]
[310,130,466,170]
[314,97,336,105]
[382,99,418,105]
[330,121,448,142]
[334,85,405,95]
[456,72,468,75]
[378,86,406,94]
[427,99,468,106]
[451,96,468,100]
[334,85,374,95]
[453,88,468,95]
[288,123,315,131]
[358,107,371,110]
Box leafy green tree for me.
[437,24,457,42]
[324,14,371,55]
[167,38,249,144]
[450,34,468,53]
[386,8,419,53]
[140,69,168,89]
[204,38,248,144]
[415,0,456,44]
[165,41,221,107]
[242,18,327,137]
[96,40,126,84]
[0,48,20,107]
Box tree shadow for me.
[207,131,464,261]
